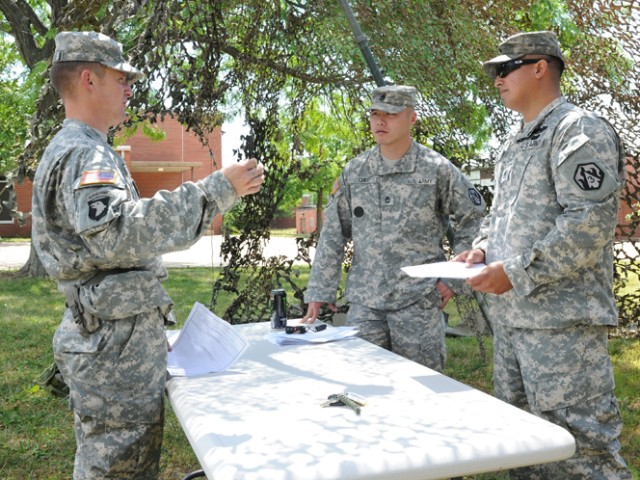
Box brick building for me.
[0,117,224,238]
[2,130,638,239]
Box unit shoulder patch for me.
[468,188,483,206]
[573,163,604,191]
[88,196,110,221]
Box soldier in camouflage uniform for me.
[301,85,486,371]
[31,32,264,479]
[455,31,631,479]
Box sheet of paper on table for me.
[401,261,486,279]
[266,320,359,346]
[166,302,248,377]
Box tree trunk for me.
[19,242,48,278]
[315,186,324,234]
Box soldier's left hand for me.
[436,280,455,309]
[452,249,485,266]
[467,261,513,295]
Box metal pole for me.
[336,0,387,86]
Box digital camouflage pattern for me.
[72,410,164,479]
[31,119,239,479]
[369,85,417,113]
[493,323,630,480]
[482,30,565,78]
[307,141,485,309]
[474,97,625,329]
[348,290,447,371]
[473,96,631,478]
[305,141,485,369]
[53,31,143,83]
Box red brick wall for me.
[271,216,297,230]
[124,117,224,233]
[0,178,32,238]
[0,116,224,238]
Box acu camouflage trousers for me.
[54,308,167,479]
[492,322,631,480]
[347,290,446,372]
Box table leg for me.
[181,470,206,479]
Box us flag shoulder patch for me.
[80,170,118,187]
[331,177,341,195]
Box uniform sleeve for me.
[444,164,487,255]
[71,148,238,265]
[503,116,625,296]
[304,174,352,304]
[472,214,491,253]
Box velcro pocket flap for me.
[532,365,614,412]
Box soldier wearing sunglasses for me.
[454,31,631,479]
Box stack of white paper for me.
[266,325,359,346]
[401,261,486,279]
[166,302,248,377]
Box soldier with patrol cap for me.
[455,31,632,478]
[301,84,486,372]
[31,31,264,479]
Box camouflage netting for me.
[4,1,639,335]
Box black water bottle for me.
[270,288,287,329]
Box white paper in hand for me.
[166,302,248,376]
[401,261,486,279]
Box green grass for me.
[0,267,638,479]
[269,227,300,237]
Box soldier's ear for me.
[80,69,96,90]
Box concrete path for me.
[2,237,637,271]
[0,236,308,270]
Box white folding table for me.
[166,322,575,480]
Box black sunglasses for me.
[495,58,546,78]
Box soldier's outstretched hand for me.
[222,158,264,196]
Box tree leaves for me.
[1,0,639,320]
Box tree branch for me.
[0,0,55,68]
[221,44,362,87]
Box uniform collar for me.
[519,96,566,139]
[63,118,109,144]
[374,141,418,175]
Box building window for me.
[0,176,12,224]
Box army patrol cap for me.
[482,31,565,78]
[53,31,143,83]
[370,85,417,113]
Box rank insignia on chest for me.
[80,170,118,187]
[516,125,547,146]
